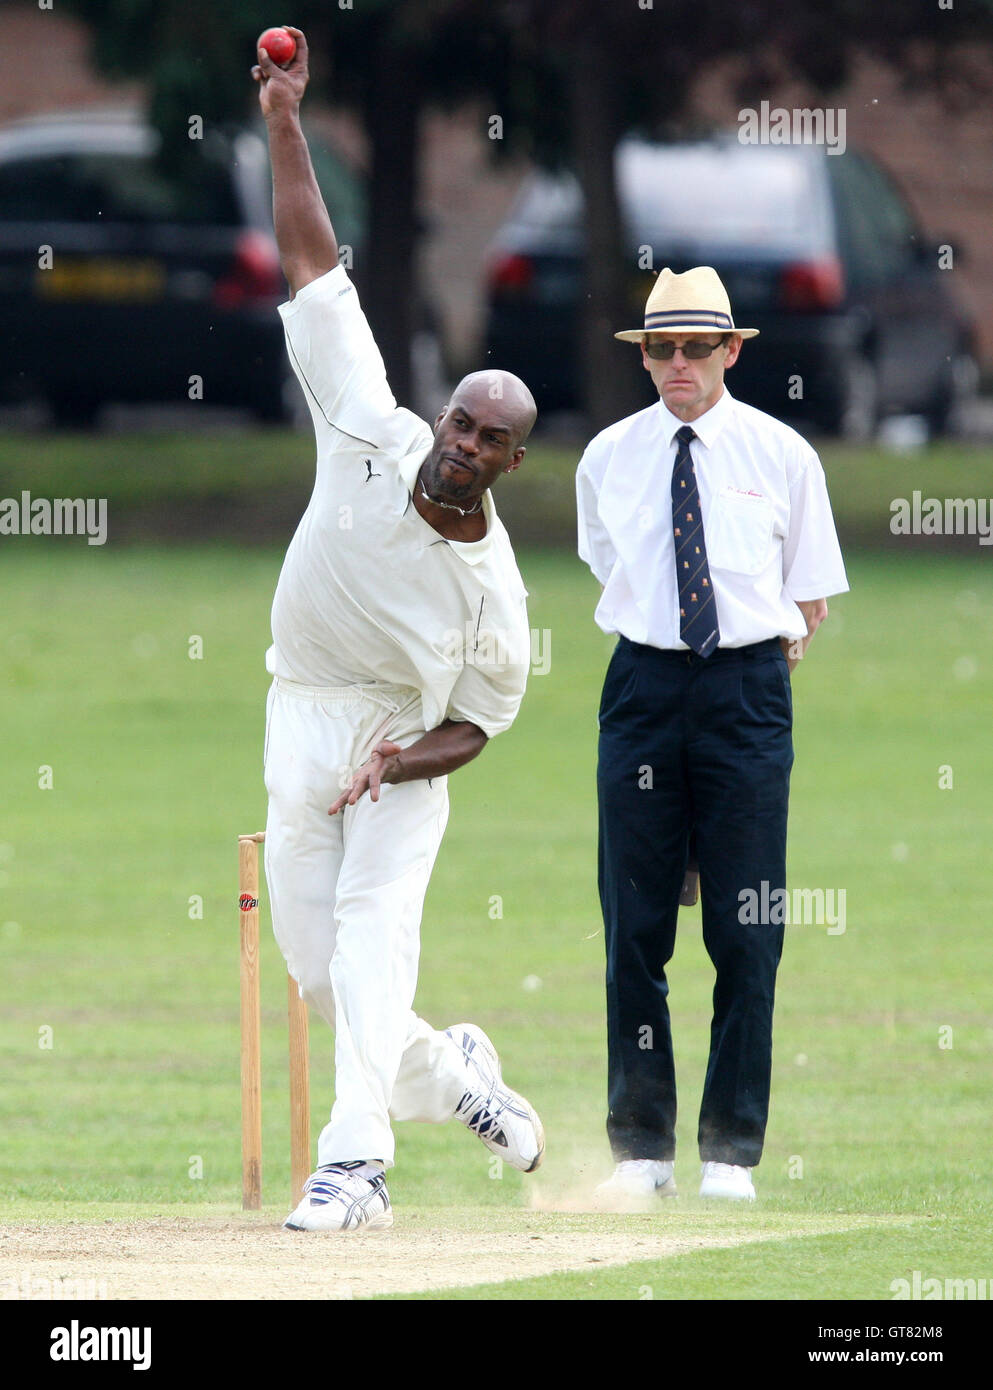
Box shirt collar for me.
[399,446,495,566]
[657,386,735,451]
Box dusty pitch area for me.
[0,1211,910,1300]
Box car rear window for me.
[828,151,919,285]
[508,141,830,256]
[622,144,826,251]
[0,152,240,225]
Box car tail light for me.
[213,230,284,308]
[778,257,845,312]
[488,253,535,297]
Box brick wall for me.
[0,4,144,120]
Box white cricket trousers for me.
[263,676,470,1169]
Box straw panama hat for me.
[615,265,759,342]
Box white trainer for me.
[699,1161,756,1201]
[594,1159,677,1208]
[446,1023,544,1173]
[283,1161,393,1232]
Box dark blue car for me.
[0,108,365,427]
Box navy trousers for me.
[597,635,793,1168]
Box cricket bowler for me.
[252,28,542,1232]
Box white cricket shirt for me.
[576,387,849,648]
[269,266,530,738]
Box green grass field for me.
[3,428,992,550]
[1,537,991,1301]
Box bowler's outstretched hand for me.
[252,25,309,116]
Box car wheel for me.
[252,398,288,425]
[836,353,879,442]
[252,372,300,426]
[925,350,980,437]
[49,391,102,430]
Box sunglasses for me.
[644,336,729,361]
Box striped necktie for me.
[671,425,720,657]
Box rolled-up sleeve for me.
[448,660,529,740]
[446,595,531,739]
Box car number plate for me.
[36,258,165,302]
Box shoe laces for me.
[455,1090,509,1149]
[304,1161,379,1206]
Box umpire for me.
[577,267,848,1203]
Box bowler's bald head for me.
[450,370,537,447]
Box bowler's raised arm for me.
[252,28,338,297]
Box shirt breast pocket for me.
[706,489,774,576]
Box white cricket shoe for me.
[283,1161,393,1232]
[594,1159,677,1208]
[446,1023,544,1173]
[699,1161,756,1201]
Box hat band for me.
[645,309,734,330]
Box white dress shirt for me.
[576,387,849,648]
[268,265,530,738]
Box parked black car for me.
[0,108,364,426]
[484,137,978,437]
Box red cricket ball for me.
[258,27,296,67]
